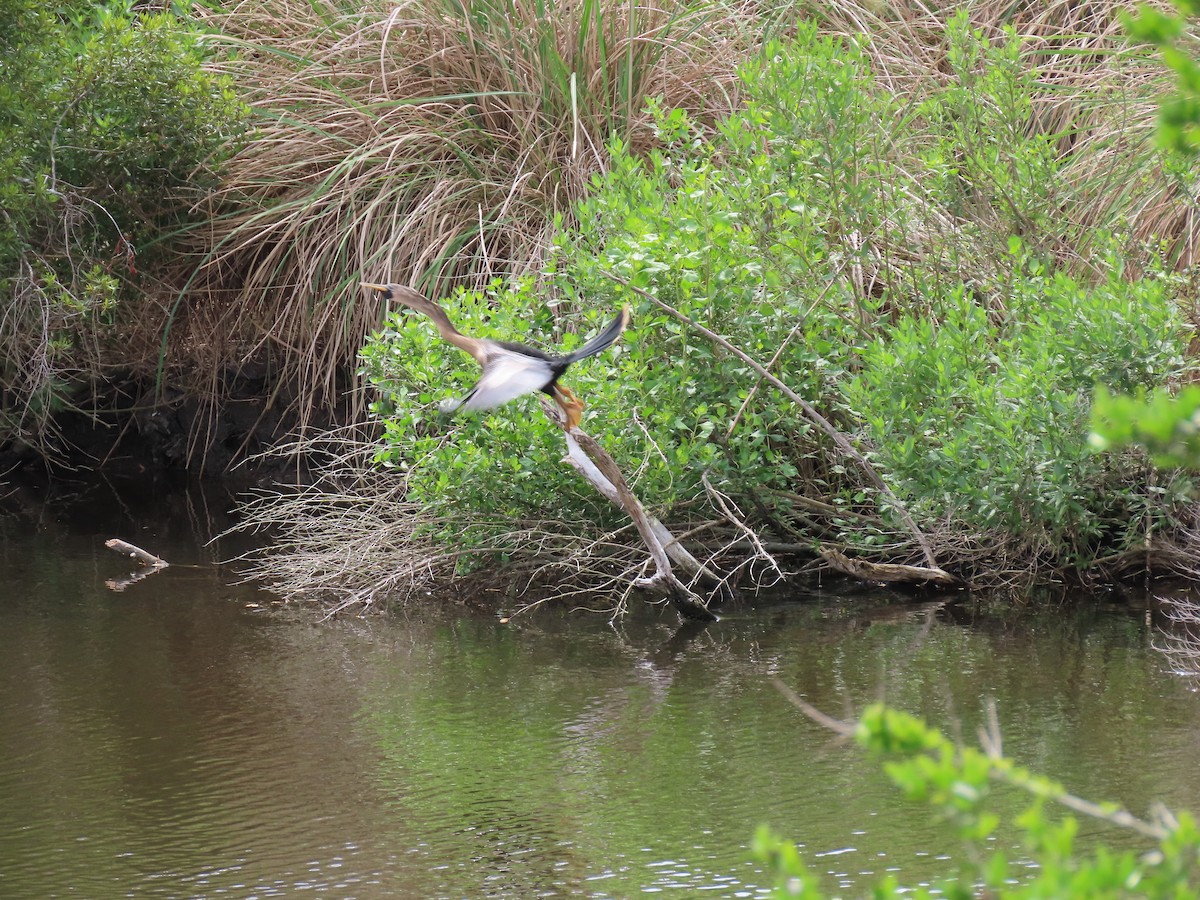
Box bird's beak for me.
[360,282,389,293]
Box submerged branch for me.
[103,538,169,593]
[105,538,169,568]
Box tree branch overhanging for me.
[544,399,721,621]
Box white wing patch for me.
[456,347,555,411]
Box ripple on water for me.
[4,495,1200,899]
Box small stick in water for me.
[104,539,169,569]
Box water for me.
[2,474,1199,897]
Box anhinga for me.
[361,283,630,429]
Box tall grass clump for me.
[175,0,757,424]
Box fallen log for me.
[819,545,965,588]
[104,539,169,569]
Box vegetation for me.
[7,5,1200,892]
[4,0,1200,603]
[337,12,1198,605]
[178,0,755,425]
[757,701,1200,898]
[1092,384,1200,471]
[1087,0,1200,474]
[0,0,244,449]
[1124,0,1200,155]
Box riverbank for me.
[4,1,1200,614]
[0,369,353,482]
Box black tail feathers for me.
[563,306,631,364]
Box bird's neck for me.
[421,305,482,359]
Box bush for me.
[358,18,1197,589]
[362,24,894,520]
[0,1,244,444]
[846,248,1195,566]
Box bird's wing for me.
[455,346,555,411]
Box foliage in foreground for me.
[1092,385,1200,470]
[1085,2,1200,476]
[756,703,1200,898]
[1124,0,1200,155]
[362,18,1197,587]
[0,0,244,446]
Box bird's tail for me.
[562,307,631,364]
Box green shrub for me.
[0,1,245,441]
[846,248,1195,565]
[363,21,1196,580]
[756,703,1200,898]
[918,14,1061,251]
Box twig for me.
[727,272,841,440]
[702,470,781,578]
[772,679,1168,840]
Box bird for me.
[361,283,630,430]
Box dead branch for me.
[702,470,782,579]
[103,538,169,593]
[550,402,718,621]
[819,545,965,588]
[104,538,169,569]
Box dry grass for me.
[228,428,717,617]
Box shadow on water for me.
[2,473,1200,897]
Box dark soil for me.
[0,371,351,484]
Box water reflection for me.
[1,475,1200,897]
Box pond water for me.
[2,474,1200,898]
